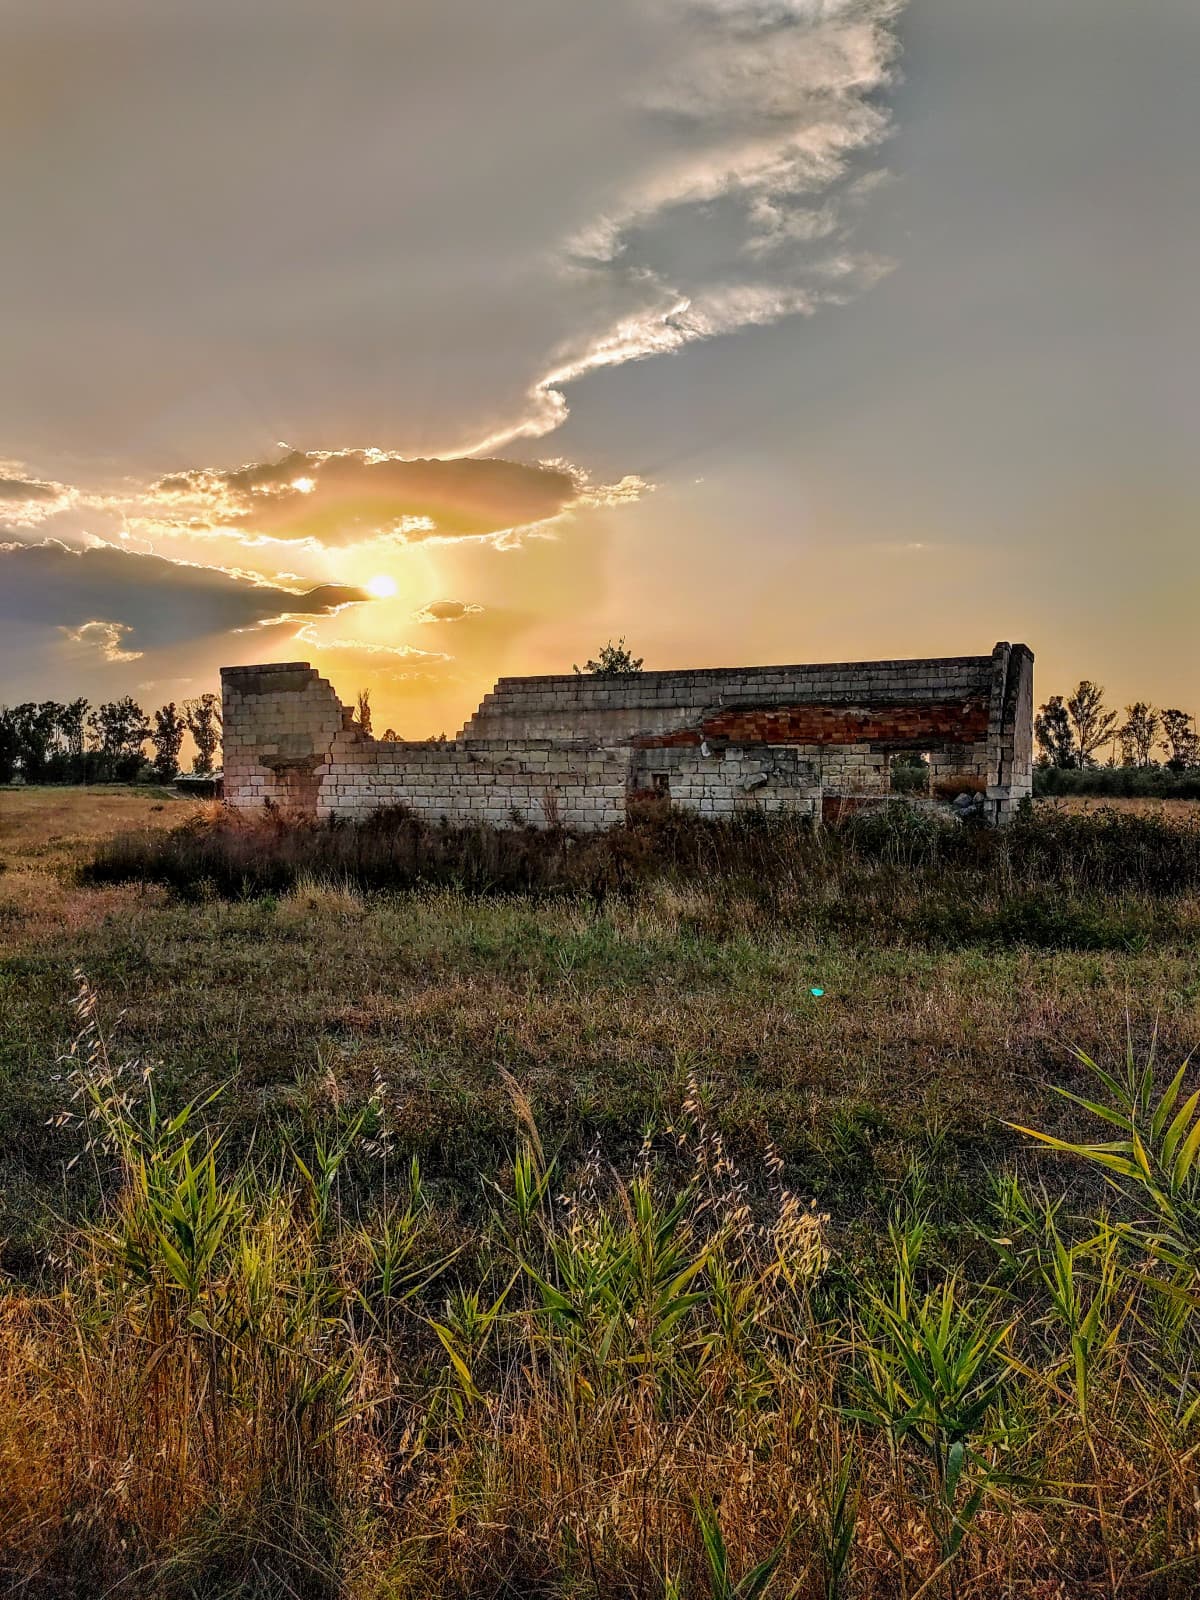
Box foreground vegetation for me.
[1,789,1199,1595]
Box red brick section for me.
[632,697,990,750]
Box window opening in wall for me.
[890,751,931,795]
[651,772,671,797]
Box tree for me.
[1034,695,1076,768]
[1066,680,1117,768]
[1117,702,1161,768]
[6,702,60,781]
[150,703,187,783]
[58,699,89,760]
[88,697,151,781]
[0,710,18,785]
[355,687,373,737]
[52,698,91,781]
[573,637,644,677]
[185,693,222,775]
[1160,707,1199,771]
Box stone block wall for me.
[460,655,997,744]
[222,663,347,812]
[316,726,628,829]
[986,642,1035,822]
[221,642,1033,828]
[630,745,822,817]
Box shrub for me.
[1034,764,1200,800]
[81,803,1200,961]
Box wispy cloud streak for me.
[475,0,903,450]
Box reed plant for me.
[2,981,1199,1595]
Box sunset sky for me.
[2,0,1196,738]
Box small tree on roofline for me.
[573,637,644,677]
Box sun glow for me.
[366,574,398,598]
[291,476,316,493]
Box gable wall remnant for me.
[221,642,1033,828]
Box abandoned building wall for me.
[987,642,1035,822]
[221,642,1034,828]
[220,667,626,828]
[460,656,997,745]
[221,663,348,812]
[630,744,822,816]
[314,727,628,829]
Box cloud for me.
[0,539,371,654]
[477,0,903,448]
[0,466,77,526]
[292,624,449,664]
[60,619,144,663]
[290,623,452,685]
[149,449,589,548]
[412,599,484,624]
[0,1,903,477]
[0,476,58,502]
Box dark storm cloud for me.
[0,539,370,652]
[152,451,582,547]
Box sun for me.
[366,574,398,599]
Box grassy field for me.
[1038,793,1200,820]
[1,786,1199,1596]
[0,781,186,862]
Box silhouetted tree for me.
[7,702,60,781]
[34,698,92,781]
[1066,680,1117,768]
[58,698,89,760]
[150,703,187,783]
[573,637,644,676]
[1034,695,1077,768]
[355,687,373,736]
[1117,702,1161,768]
[0,710,19,784]
[1160,708,1199,771]
[185,692,222,775]
[88,697,151,781]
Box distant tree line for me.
[0,693,222,786]
[1034,680,1200,795]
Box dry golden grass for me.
[0,782,190,865]
[0,789,203,975]
[1,1020,1196,1598]
[1,789,1200,1595]
[1,787,1197,1244]
[1036,793,1200,819]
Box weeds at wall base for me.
[82,803,1200,952]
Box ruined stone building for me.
[221,641,1033,828]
